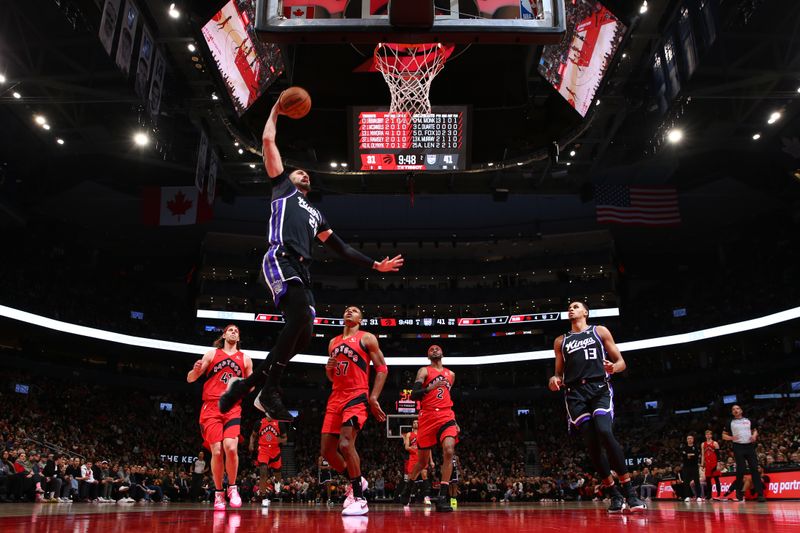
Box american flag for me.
[594,185,681,226]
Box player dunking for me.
[249,415,286,507]
[321,306,389,516]
[403,419,433,505]
[404,345,459,512]
[218,96,403,421]
[548,302,646,513]
[187,325,253,511]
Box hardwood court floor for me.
[2,500,799,532]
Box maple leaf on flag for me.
[167,190,193,217]
[293,8,306,17]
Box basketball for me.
[278,87,311,119]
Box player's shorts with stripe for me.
[417,408,459,449]
[199,401,241,444]
[262,250,315,307]
[258,450,282,471]
[564,379,614,427]
[321,392,369,434]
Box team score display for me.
[359,153,461,171]
[352,106,469,171]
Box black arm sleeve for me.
[323,232,375,269]
[410,381,426,401]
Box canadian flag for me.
[283,6,315,18]
[142,186,213,226]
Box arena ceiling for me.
[0,0,798,239]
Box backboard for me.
[254,0,566,44]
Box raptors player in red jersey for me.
[321,306,388,516]
[403,420,433,505]
[702,429,722,500]
[187,325,253,511]
[250,416,286,507]
[404,344,459,512]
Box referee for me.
[219,95,404,420]
[722,404,766,502]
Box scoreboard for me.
[351,106,469,171]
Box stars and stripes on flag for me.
[594,185,681,226]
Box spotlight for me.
[752,133,761,140]
[640,1,648,14]
[0,73,6,84]
[56,138,65,145]
[211,92,219,101]
[12,91,21,99]
[168,3,180,19]
[667,129,683,143]
[249,163,256,169]
[566,162,572,166]
[767,111,781,124]
[187,43,196,52]
[622,53,627,59]
[341,162,348,168]
[487,162,494,167]
[133,132,150,146]
[42,123,51,130]
[330,162,338,168]
[569,150,576,157]
[237,148,243,154]
[34,115,46,125]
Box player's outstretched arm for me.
[187,349,215,383]
[364,333,388,422]
[548,336,565,391]
[262,100,285,178]
[317,230,403,272]
[596,326,626,374]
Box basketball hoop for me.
[374,42,448,115]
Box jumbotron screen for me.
[201,0,284,115]
[537,1,626,117]
[351,106,469,171]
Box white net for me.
[374,43,447,115]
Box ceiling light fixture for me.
[42,123,51,130]
[767,111,781,124]
[133,132,150,146]
[34,115,46,125]
[168,3,180,19]
[752,133,761,140]
[0,73,6,84]
[56,138,65,145]
[12,91,21,99]
[187,43,196,52]
[667,128,683,143]
[640,1,648,14]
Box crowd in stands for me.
[2,366,798,504]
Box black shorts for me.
[262,251,314,307]
[564,380,614,427]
